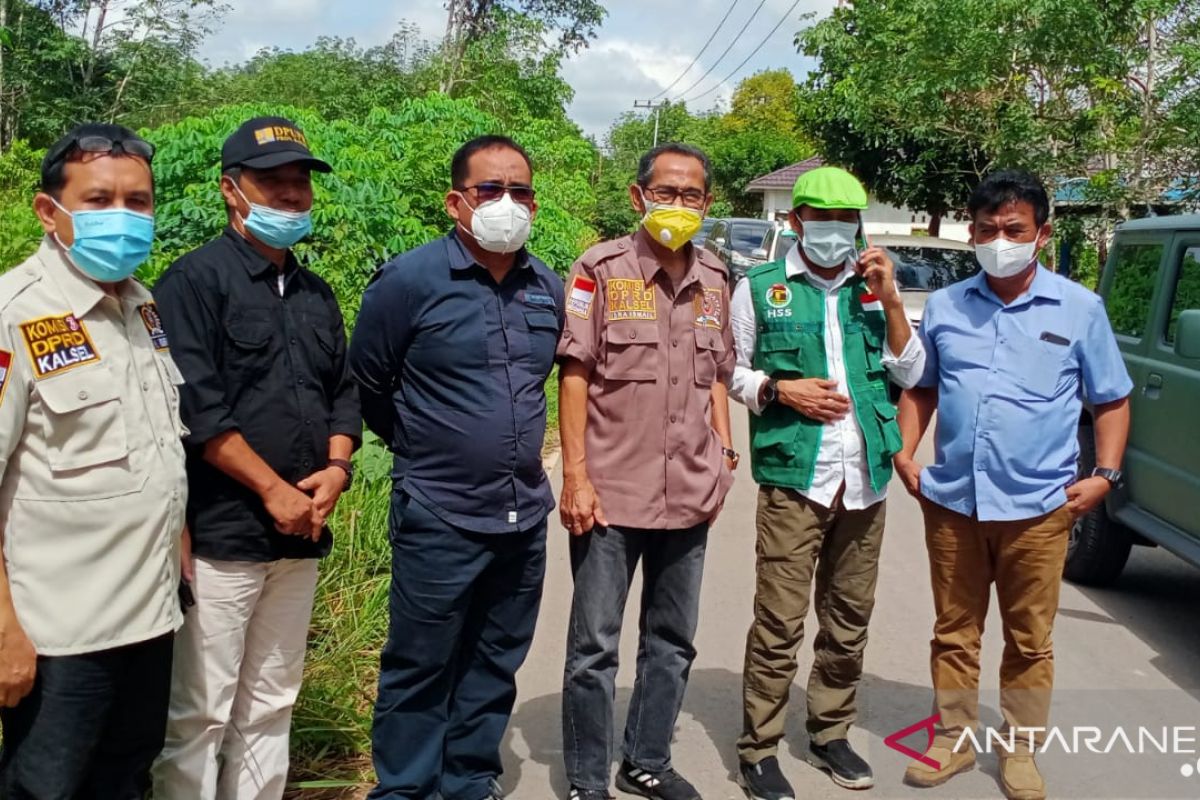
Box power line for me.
[649,0,742,101]
[682,0,804,105]
[669,0,770,103]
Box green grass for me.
[289,373,562,790]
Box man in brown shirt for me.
[557,143,735,800]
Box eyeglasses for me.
[461,182,536,207]
[643,185,708,209]
[46,135,156,173]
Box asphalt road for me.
[500,404,1200,800]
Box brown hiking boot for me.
[903,745,976,788]
[999,750,1046,800]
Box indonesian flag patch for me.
[860,292,884,313]
[0,349,11,406]
[567,275,596,319]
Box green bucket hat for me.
[792,166,869,210]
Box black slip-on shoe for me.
[806,739,875,790]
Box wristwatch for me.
[329,458,354,491]
[761,378,779,405]
[1091,467,1123,487]
[722,447,740,466]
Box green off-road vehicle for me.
[1065,214,1200,585]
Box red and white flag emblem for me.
[860,292,884,313]
[567,275,596,319]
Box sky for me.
[196,0,838,140]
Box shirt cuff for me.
[882,334,925,390]
[733,367,770,415]
[183,412,239,448]
[555,331,597,372]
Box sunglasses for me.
[461,182,536,206]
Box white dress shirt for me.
[730,244,926,510]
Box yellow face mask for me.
[640,195,704,251]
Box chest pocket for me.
[523,310,559,377]
[224,312,275,378]
[1019,338,1071,399]
[693,328,725,387]
[603,321,660,382]
[30,367,144,500]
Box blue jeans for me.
[562,523,708,791]
[370,491,547,800]
[0,633,174,800]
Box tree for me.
[797,0,1200,225]
[439,0,605,91]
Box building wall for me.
[757,189,970,242]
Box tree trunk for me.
[928,213,942,238]
[83,0,110,89]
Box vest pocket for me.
[756,330,805,375]
[751,416,798,466]
[859,327,886,378]
[872,399,903,456]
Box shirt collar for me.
[223,226,298,279]
[633,227,703,291]
[35,236,111,317]
[447,229,531,272]
[784,242,856,292]
[965,263,1062,306]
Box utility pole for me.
[633,100,668,147]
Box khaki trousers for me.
[153,556,319,800]
[738,485,886,764]
[922,500,1072,748]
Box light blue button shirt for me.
[916,266,1133,521]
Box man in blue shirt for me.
[895,170,1132,800]
[349,135,564,800]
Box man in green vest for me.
[728,167,926,799]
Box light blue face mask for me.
[52,199,155,282]
[233,183,312,249]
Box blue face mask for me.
[233,183,312,249]
[52,200,155,283]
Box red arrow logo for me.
[885,713,941,770]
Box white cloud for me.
[196,0,832,136]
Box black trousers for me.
[0,633,174,800]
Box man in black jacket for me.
[151,116,360,800]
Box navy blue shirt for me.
[349,232,564,533]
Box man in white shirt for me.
[729,167,925,800]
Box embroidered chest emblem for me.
[20,314,100,378]
[694,287,722,329]
[606,278,657,321]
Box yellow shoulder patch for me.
[19,314,100,379]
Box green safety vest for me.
[747,259,903,494]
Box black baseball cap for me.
[221,116,331,173]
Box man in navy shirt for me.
[350,135,564,800]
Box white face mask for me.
[975,236,1039,278]
[800,220,859,268]
[458,193,532,254]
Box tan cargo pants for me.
[922,500,1072,749]
[738,485,886,764]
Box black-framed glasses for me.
[47,135,156,171]
[462,182,536,206]
[643,185,708,209]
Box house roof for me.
[746,156,826,192]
